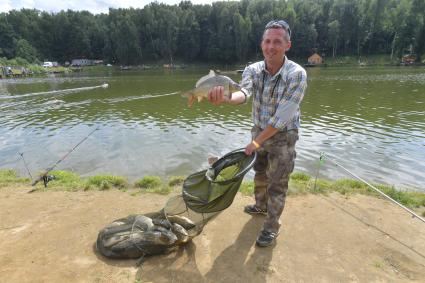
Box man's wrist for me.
[252,140,260,149]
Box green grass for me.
[135,176,162,189]
[143,185,174,195]
[168,176,185,187]
[318,54,400,67]
[239,172,425,212]
[39,170,84,191]
[85,175,128,190]
[240,180,254,195]
[134,176,176,195]
[0,169,29,187]
[1,169,424,211]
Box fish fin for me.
[195,70,216,88]
[188,94,195,107]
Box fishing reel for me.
[42,175,56,187]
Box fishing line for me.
[316,151,425,224]
[139,91,180,99]
[0,83,109,100]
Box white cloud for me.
[0,0,219,14]
[0,0,13,13]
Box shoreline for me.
[2,54,425,80]
[2,169,424,217]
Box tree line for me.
[0,0,424,65]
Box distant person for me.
[207,20,307,247]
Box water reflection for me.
[0,67,424,190]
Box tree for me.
[109,10,142,65]
[328,20,340,57]
[0,0,423,64]
[233,11,251,62]
[178,9,201,61]
[0,14,17,58]
[15,38,39,63]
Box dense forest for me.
[0,0,424,65]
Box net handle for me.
[207,148,257,184]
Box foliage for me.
[37,170,84,191]
[168,176,185,187]
[15,39,39,63]
[0,169,29,187]
[290,172,311,181]
[85,175,128,190]
[135,176,162,189]
[0,1,424,64]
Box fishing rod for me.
[18,152,33,181]
[314,152,425,224]
[29,127,99,191]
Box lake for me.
[0,66,424,191]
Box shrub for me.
[135,176,162,189]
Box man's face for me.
[261,28,291,64]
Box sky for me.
[0,0,219,14]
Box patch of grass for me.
[290,172,311,182]
[287,180,310,195]
[0,169,29,187]
[310,179,333,194]
[240,180,254,196]
[372,185,425,209]
[168,176,185,187]
[130,190,142,197]
[85,175,128,190]
[143,185,173,195]
[1,168,424,211]
[373,261,384,269]
[135,176,162,189]
[38,170,84,191]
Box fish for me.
[171,223,189,244]
[167,215,196,230]
[152,218,172,229]
[133,215,154,231]
[151,226,178,245]
[183,70,240,106]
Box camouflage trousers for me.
[251,126,299,233]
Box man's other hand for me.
[244,142,257,155]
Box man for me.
[207,20,307,247]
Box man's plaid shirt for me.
[241,57,307,131]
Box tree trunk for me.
[390,32,397,61]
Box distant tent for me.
[307,53,324,65]
[402,54,416,65]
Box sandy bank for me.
[0,187,424,282]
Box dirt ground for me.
[1,186,425,283]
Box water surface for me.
[0,66,424,190]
